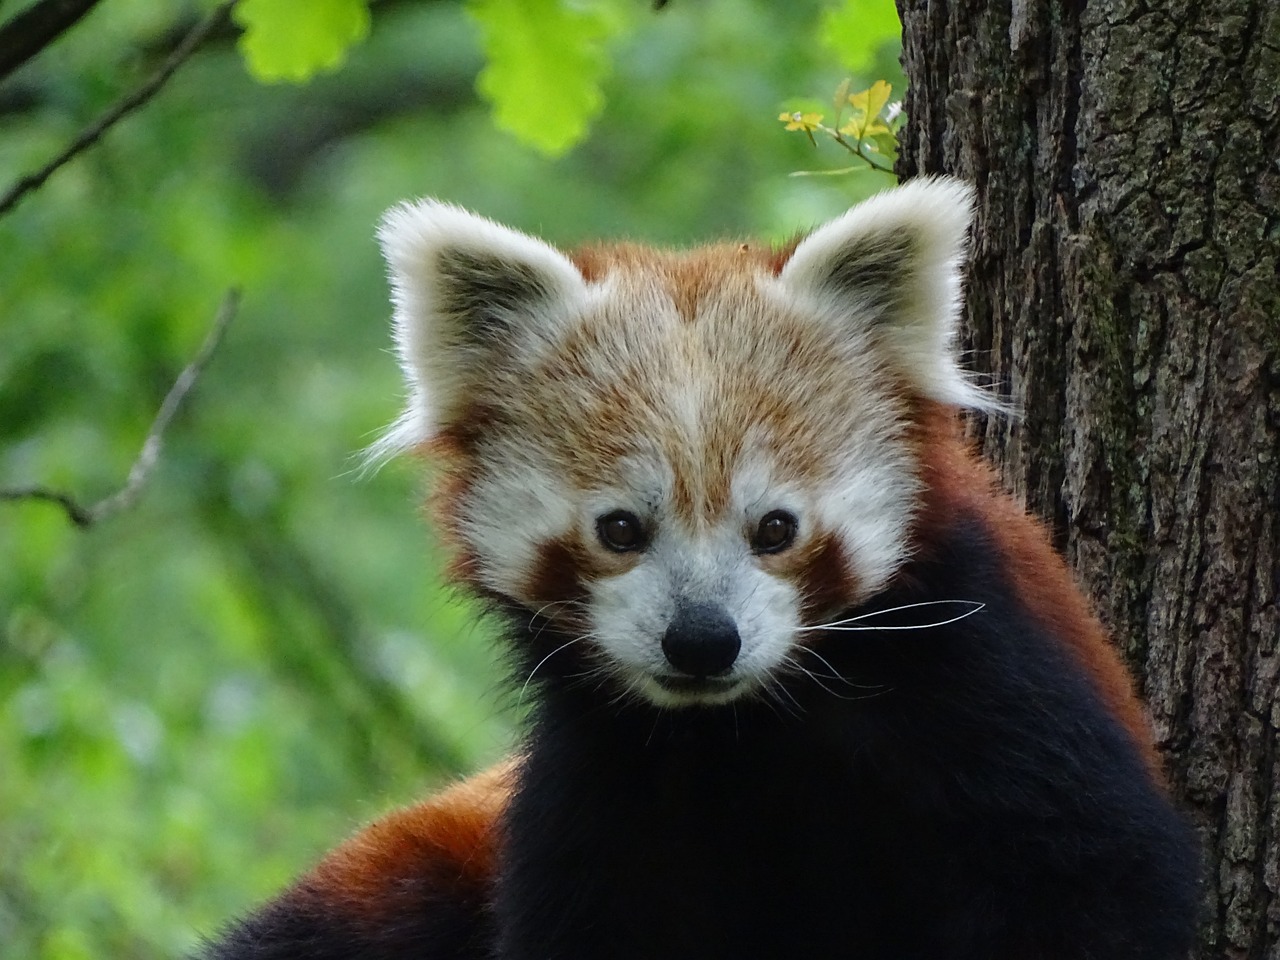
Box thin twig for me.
[0,0,236,218]
[0,288,241,529]
[0,0,105,82]
[0,486,94,527]
[817,126,896,176]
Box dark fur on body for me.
[201,506,1199,960]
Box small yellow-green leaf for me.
[234,0,370,83]
[839,116,891,138]
[868,130,899,163]
[780,111,825,132]
[468,0,616,157]
[820,0,902,74]
[848,80,892,121]
[840,81,893,139]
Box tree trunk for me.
[896,1,1280,957]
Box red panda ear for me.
[371,201,588,461]
[777,177,1002,413]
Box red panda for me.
[201,178,1199,960]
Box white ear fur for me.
[778,177,1001,412]
[371,200,588,462]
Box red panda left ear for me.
[369,200,589,464]
[777,177,1002,413]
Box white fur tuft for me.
[369,200,588,465]
[778,177,1004,413]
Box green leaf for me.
[468,0,616,157]
[820,0,901,75]
[867,130,899,164]
[234,0,371,83]
[830,77,852,128]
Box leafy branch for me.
[0,1,236,218]
[779,79,902,177]
[0,289,241,529]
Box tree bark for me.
[897,1,1280,957]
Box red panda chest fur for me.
[201,180,1199,960]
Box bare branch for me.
[0,486,94,528]
[0,288,242,529]
[0,1,236,218]
[0,0,105,83]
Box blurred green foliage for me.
[0,0,901,956]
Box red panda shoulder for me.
[908,402,1159,775]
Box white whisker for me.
[761,673,804,718]
[518,634,592,706]
[797,600,985,633]
[782,653,896,703]
[528,598,588,629]
[794,646,884,690]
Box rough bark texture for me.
[897,0,1280,957]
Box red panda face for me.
[376,179,998,708]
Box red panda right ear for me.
[370,201,589,463]
[777,177,1003,414]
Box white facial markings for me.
[461,436,577,600]
[584,514,803,704]
[573,439,811,706]
[814,455,917,599]
[729,438,780,517]
[810,399,919,601]
[579,454,674,530]
[439,271,926,709]
[748,275,922,601]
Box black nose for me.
[661,603,741,677]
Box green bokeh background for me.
[0,1,900,955]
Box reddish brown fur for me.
[570,240,786,292]
[765,234,805,275]
[790,532,859,622]
[423,239,900,570]
[525,539,585,608]
[511,242,884,529]
[907,402,1160,775]
[302,761,514,917]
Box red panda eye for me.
[597,511,645,552]
[753,510,797,554]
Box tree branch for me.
[0,485,94,526]
[0,0,104,83]
[0,288,241,529]
[0,0,236,218]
